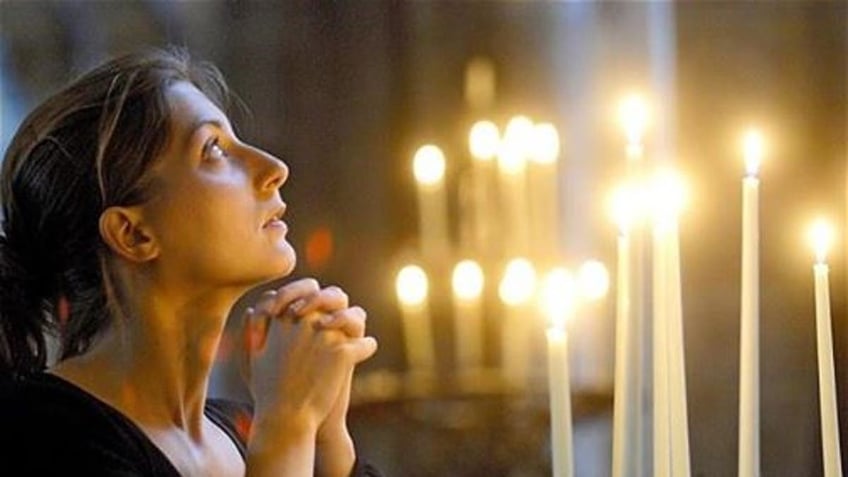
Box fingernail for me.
[289,298,306,314]
[319,314,335,325]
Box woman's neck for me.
[51,284,242,440]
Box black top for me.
[0,372,381,476]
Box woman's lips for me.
[263,218,288,233]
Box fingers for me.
[270,278,321,317]
[315,306,367,338]
[251,279,350,321]
[342,336,378,364]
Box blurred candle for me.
[499,257,537,384]
[468,121,500,258]
[739,130,763,477]
[540,268,577,477]
[396,265,436,372]
[452,259,485,369]
[610,186,641,477]
[528,122,561,263]
[413,145,449,263]
[497,116,533,256]
[809,220,843,477]
[619,95,649,162]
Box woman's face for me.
[142,81,295,288]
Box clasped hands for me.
[241,278,378,476]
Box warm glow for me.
[452,259,485,301]
[396,265,429,306]
[413,145,446,186]
[619,95,649,144]
[650,168,687,225]
[469,121,500,161]
[742,129,764,176]
[609,183,646,232]
[540,267,577,330]
[497,115,534,174]
[498,258,537,306]
[808,219,835,264]
[530,122,560,164]
[578,260,610,300]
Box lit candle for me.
[650,170,688,477]
[809,220,843,477]
[499,257,537,384]
[610,185,641,477]
[528,122,561,264]
[739,129,763,477]
[497,116,533,256]
[413,145,449,263]
[395,264,436,373]
[540,268,577,477]
[619,95,648,164]
[468,121,500,259]
[452,259,485,370]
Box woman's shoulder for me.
[0,372,179,475]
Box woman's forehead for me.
[165,81,231,133]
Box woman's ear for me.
[99,206,160,263]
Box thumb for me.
[343,336,378,364]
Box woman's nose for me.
[251,147,289,195]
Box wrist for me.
[315,427,355,477]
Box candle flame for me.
[578,260,610,301]
[452,259,485,301]
[530,122,560,164]
[396,265,429,306]
[619,95,649,145]
[742,129,764,176]
[808,219,834,264]
[649,168,687,225]
[413,145,446,186]
[610,183,646,232]
[498,258,537,306]
[540,267,576,330]
[469,121,500,161]
[497,116,534,174]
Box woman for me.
[0,48,381,476]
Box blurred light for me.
[609,183,646,232]
[452,259,485,301]
[530,122,560,164]
[539,267,577,330]
[396,265,429,306]
[619,95,649,144]
[497,115,534,175]
[305,226,334,271]
[808,218,835,264]
[742,129,764,176]
[469,121,500,161]
[650,168,687,225]
[578,260,609,300]
[413,145,446,186]
[499,258,537,306]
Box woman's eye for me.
[203,138,228,162]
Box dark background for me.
[1,2,846,476]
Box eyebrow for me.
[185,118,226,148]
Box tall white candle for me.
[541,268,577,477]
[497,116,533,256]
[652,211,671,477]
[413,145,449,263]
[810,220,843,477]
[666,212,691,477]
[499,258,537,384]
[468,121,500,259]
[528,122,561,264]
[396,265,436,373]
[452,259,485,370]
[739,130,763,477]
[611,185,641,477]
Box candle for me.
[498,257,537,384]
[610,185,642,477]
[528,122,561,264]
[651,170,688,477]
[468,121,500,260]
[413,145,449,263]
[497,116,533,256]
[395,264,436,373]
[739,130,763,477]
[576,259,612,389]
[809,220,843,477]
[452,259,485,370]
[540,268,577,477]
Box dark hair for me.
[0,47,232,380]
